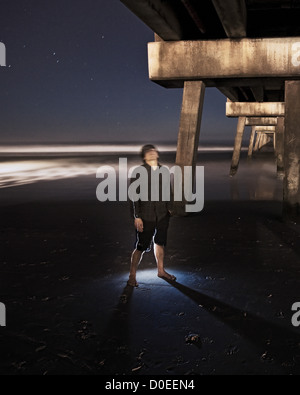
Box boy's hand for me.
[134,218,144,233]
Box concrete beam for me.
[253,126,276,132]
[181,0,206,35]
[245,117,278,126]
[148,38,300,85]
[251,86,264,102]
[226,102,285,117]
[212,0,247,38]
[121,0,183,41]
[217,87,240,102]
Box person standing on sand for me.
[127,144,176,288]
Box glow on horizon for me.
[0,144,174,154]
[0,144,244,189]
[0,143,242,154]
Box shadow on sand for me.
[164,279,300,374]
[98,285,135,374]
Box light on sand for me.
[0,160,97,188]
[121,269,184,285]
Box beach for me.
[1,145,300,375]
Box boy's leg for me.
[154,243,176,281]
[154,216,176,281]
[128,249,143,287]
[128,220,155,287]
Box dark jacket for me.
[130,163,173,222]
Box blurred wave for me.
[0,159,99,188]
[0,143,241,156]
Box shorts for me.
[135,215,170,252]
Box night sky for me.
[0,0,238,144]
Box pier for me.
[121,0,300,219]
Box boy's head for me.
[140,144,159,162]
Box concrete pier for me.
[175,80,206,214]
[247,119,278,159]
[230,117,246,176]
[230,114,278,174]
[255,128,276,152]
[276,117,285,178]
[121,0,300,218]
[254,132,262,152]
[176,81,206,169]
[248,127,256,159]
[148,38,300,87]
[283,81,300,219]
[248,128,276,159]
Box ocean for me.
[0,142,283,206]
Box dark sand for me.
[1,149,300,375]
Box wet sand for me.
[1,149,300,375]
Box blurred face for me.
[144,148,159,162]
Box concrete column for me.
[248,126,256,159]
[276,117,285,178]
[176,81,206,168]
[175,80,206,214]
[259,133,267,150]
[283,81,300,219]
[254,132,261,152]
[230,116,246,176]
[264,134,270,147]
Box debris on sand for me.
[185,334,201,347]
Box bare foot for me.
[127,275,139,288]
[158,271,176,281]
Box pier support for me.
[283,81,300,219]
[175,80,206,214]
[230,116,246,176]
[259,133,268,150]
[254,132,261,152]
[176,81,205,168]
[276,117,285,178]
[254,127,276,152]
[248,126,256,159]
